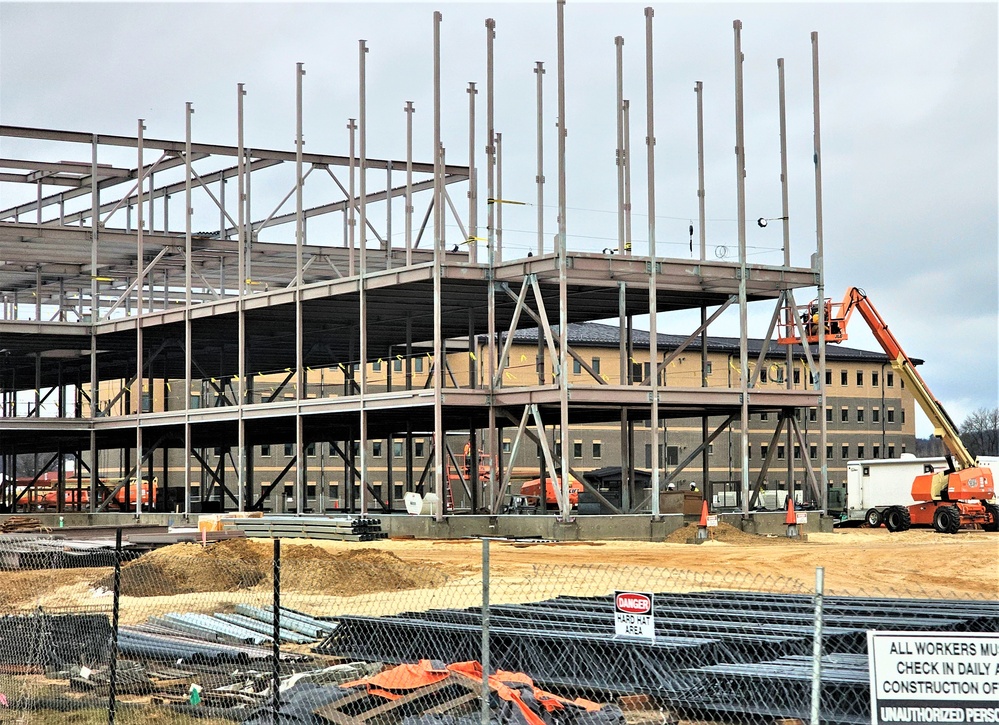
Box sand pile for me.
[95,538,450,597]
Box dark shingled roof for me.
[501,321,921,364]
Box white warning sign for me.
[867,632,999,725]
[614,590,655,642]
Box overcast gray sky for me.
[1,1,996,436]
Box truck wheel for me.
[884,506,911,532]
[865,508,882,528]
[933,505,961,534]
[982,503,999,533]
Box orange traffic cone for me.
[785,497,800,538]
[696,500,710,540]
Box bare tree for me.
[960,407,999,459]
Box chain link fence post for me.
[272,536,281,725]
[107,526,121,725]
[480,536,490,725]
[811,565,824,725]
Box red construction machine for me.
[779,287,997,533]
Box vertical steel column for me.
[645,7,660,517]
[89,135,99,511]
[534,62,545,256]
[811,566,825,725]
[618,282,630,510]
[385,161,392,268]
[696,80,710,491]
[359,39,370,515]
[733,20,751,516]
[615,37,625,254]
[812,32,828,510]
[295,62,306,514]
[485,17,499,514]
[778,59,795,493]
[237,82,247,512]
[135,119,146,518]
[184,102,193,517]
[432,12,445,520]
[468,83,478,261]
[405,102,415,267]
[556,0,570,518]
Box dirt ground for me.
[3,525,996,623]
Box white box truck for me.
[843,455,948,526]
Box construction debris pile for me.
[0,516,47,533]
[223,515,389,541]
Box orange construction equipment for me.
[780,287,997,533]
[518,476,583,507]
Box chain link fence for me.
[0,527,996,724]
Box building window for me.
[706,361,713,375]
[856,370,864,386]
[776,366,785,384]
[394,484,404,499]
[857,444,865,459]
[794,444,801,460]
[826,407,833,422]
[372,442,382,458]
[502,439,511,454]
[826,370,833,385]
[592,441,602,459]
[666,446,679,466]
[573,359,582,374]
[708,444,714,454]
[873,445,880,458]
[645,444,652,468]
[748,444,752,460]
[761,411,769,421]
[213,446,223,457]
[777,445,786,460]
[572,441,583,458]
[261,444,271,457]
[872,408,880,423]
[793,369,801,385]
[857,407,865,422]
[414,357,424,373]
[826,445,833,459]
[809,407,817,422]
[393,358,402,372]
[887,408,895,423]
[352,441,361,455]
[901,379,905,389]
[414,440,425,457]
[842,444,849,459]
[393,441,404,457]
[306,443,316,457]
[887,372,894,387]
[591,357,601,375]
[810,444,817,459]
[840,370,848,385]
[841,407,849,423]
[373,360,382,372]
[761,444,769,460]
[284,443,294,457]
[872,371,879,386]
[760,367,768,383]
[901,410,906,424]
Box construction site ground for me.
[5,524,997,620]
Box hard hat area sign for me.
[867,632,999,725]
[614,590,655,642]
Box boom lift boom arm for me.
[779,287,975,469]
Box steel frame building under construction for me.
[0,7,838,534]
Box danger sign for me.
[614,590,655,642]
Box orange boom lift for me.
[779,287,997,533]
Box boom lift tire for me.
[884,506,911,533]
[932,505,961,534]
[983,502,999,533]
[865,508,882,528]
